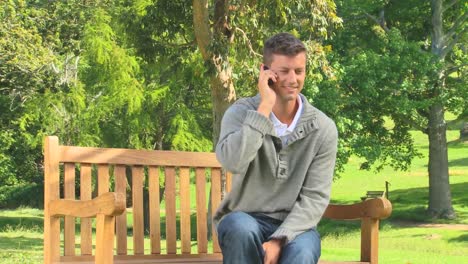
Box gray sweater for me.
[214,94,338,243]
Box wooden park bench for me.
[360,191,386,201]
[43,136,392,264]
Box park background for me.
[0,0,467,263]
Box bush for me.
[0,183,44,209]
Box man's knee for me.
[284,248,320,263]
[217,212,262,244]
[280,229,321,264]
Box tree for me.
[0,0,62,185]
[192,0,342,145]
[426,0,466,218]
[326,0,467,219]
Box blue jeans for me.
[217,211,321,264]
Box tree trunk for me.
[193,0,236,146]
[193,0,236,239]
[427,0,455,219]
[210,64,236,146]
[427,103,455,218]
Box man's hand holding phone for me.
[258,64,277,117]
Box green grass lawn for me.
[0,130,466,263]
[318,130,468,263]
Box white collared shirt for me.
[270,96,303,146]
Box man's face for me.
[269,52,306,103]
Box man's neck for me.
[272,97,299,126]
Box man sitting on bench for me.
[213,32,338,264]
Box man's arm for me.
[270,120,338,243]
[216,65,277,173]
[215,104,274,174]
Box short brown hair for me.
[263,32,307,66]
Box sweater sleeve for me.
[216,104,274,174]
[270,120,338,243]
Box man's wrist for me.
[258,101,274,118]
[269,237,286,247]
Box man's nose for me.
[285,70,298,84]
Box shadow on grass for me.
[384,182,467,223]
[448,157,468,167]
[447,139,468,148]
[448,233,468,243]
[318,218,361,238]
[318,182,468,237]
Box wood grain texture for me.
[58,254,368,264]
[165,167,177,254]
[95,214,115,264]
[361,218,379,264]
[44,136,60,264]
[324,198,392,220]
[180,167,191,254]
[49,192,125,218]
[64,163,76,256]
[80,164,93,256]
[114,165,128,255]
[45,136,389,264]
[132,166,145,255]
[210,168,222,253]
[225,171,232,193]
[148,166,161,254]
[98,165,110,195]
[195,168,207,254]
[60,146,220,168]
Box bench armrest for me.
[323,198,392,263]
[49,192,126,218]
[323,197,392,220]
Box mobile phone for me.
[263,65,275,87]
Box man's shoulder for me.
[226,94,260,113]
[300,96,336,132]
[232,94,260,109]
[301,97,331,120]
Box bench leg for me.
[96,214,115,264]
[44,216,61,264]
[361,218,379,264]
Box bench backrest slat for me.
[148,166,161,254]
[226,172,232,193]
[98,165,110,195]
[180,167,192,254]
[60,146,221,167]
[80,164,93,256]
[211,168,222,253]
[165,167,177,254]
[196,168,208,254]
[115,165,128,255]
[64,163,76,256]
[132,166,145,255]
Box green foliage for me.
[316,0,467,175]
[1,0,464,203]
[317,29,441,172]
[166,106,212,152]
[0,131,15,185]
[0,183,43,209]
[0,0,214,188]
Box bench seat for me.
[58,255,370,264]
